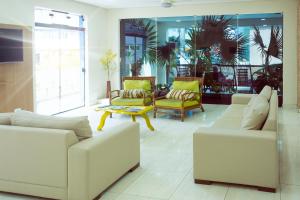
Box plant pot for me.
[106,80,111,98]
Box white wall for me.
[107,0,298,106]
[0,0,108,107]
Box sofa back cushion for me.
[172,80,199,93]
[11,110,92,140]
[241,95,270,130]
[124,80,151,91]
[259,85,272,101]
[262,91,278,131]
[0,113,12,125]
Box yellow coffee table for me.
[96,106,154,131]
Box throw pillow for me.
[243,94,258,115]
[0,113,13,125]
[11,110,92,140]
[259,85,272,101]
[121,89,146,98]
[241,95,270,130]
[166,89,196,101]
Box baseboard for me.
[194,179,276,193]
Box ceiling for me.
[74,0,259,9]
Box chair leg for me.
[153,107,157,118]
[200,105,205,112]
[181,109,185,122]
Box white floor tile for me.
[123,171,187,199]
[99,192,120,200]
[281,184,300,200]
[115,194,162,200]
[225,186,280,200]
[170,172,228,200]
[108,167,147,193]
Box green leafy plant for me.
[252,26,283,93]
[156,42,177,83]
[185,15,248,93]
[185,15,248,71]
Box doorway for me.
[34,8,86,114]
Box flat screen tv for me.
[0,28,23,63]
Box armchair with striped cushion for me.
[110,76,156,106]
[154,76,205,122]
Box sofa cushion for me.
[11,110,92,140]
[241,96,270,130]
[166,89,196,101]
[243,94,258,115]
[221,104,246,119]
[262,91,278,131]
[155,99,199,108]
[111,97,152,106]
[259,85,272,101]
[0,113,12,125]
[172,81,199,93]
[212,104,245,129]
[124,80,151,91]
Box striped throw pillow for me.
[166,89,196,101]
[121,89,145,98]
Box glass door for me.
[34,8,85,114]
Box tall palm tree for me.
[252,25,283,93]
[252,25,283,66]
[156,43,176,83]
[124,18,157,73]
[186,15,248,73]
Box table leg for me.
[97,111,111,131]
[131,115,136,122]
[141,113,154,131]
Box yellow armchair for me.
[110,76,156,106]
[154,76,205,122]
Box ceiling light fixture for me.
[161,0,175,8]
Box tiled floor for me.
[1,104,300,200]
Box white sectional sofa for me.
[0,120,140,200]
[193,90,278,192]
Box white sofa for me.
[0,122,140,200]
[193,91,278,192]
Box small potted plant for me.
[100,50,117,98]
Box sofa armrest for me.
[68,122,140,200]
[193,127,279,188]
[0,125,78,189]
[231,93,257,105]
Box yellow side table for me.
[95,106,154,131]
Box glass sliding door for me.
[34,8,86,114]
[119,13,283,105]
[120,18,157,84]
